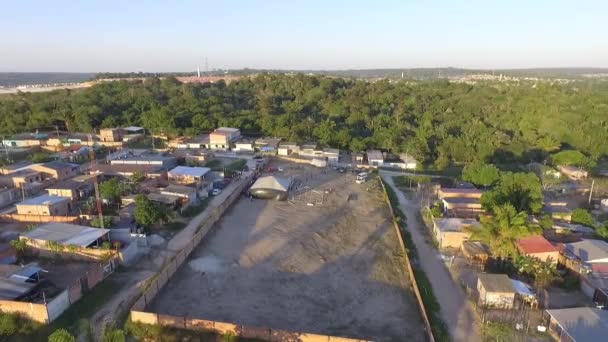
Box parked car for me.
[212,188,222,196]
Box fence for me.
[130,311,370,342]
[0,259,114,324]
[378,177,436,342]
[0,214,81,223]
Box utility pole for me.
[588,178,595,207]
[88,133,104,228]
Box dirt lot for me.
[150,161,424,341]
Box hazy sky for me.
[2,0,607,72]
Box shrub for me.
[48,328,76,342]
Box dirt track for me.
[150,164,424,341]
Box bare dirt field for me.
[150,161,424,341]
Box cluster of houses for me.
[428,179,608,340]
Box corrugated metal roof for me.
[517,235,558,254]
[20,194,69,206]
[22,223,109,247]
[478,273,515,293]
[564,239,608,263]
[169,166,210,178]
[547,307,608,341]
[250,176,290,192]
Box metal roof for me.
[162,184,197,195]
[546,307,608,342]
[123,126,144,132]
[477,273,515,293]
[433,218,480,232]
[517,235,558,254]
[22,223,110,247]
[564,239,608,263]
[168,166,210,178]
[19,194,69,206]
[147,192,181,204]
[250,176,290,192]
[39,161,79,171]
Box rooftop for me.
[22,223,110,247]
[462,241,490,257]
[38,161,79,171]
[366,150,384,161]
[215,127,239,133]
[147,192,181,205]
[439,188,484,195]
[168,166,210,178]
[477,273,515,293]
[123,126,144,132]
[91,164,166,174]
[517,235,558,254]
[546,307,608,341]
[19,194,68,206]
[163,184,197,195]
[8,169,41,178]
[433,218,480,232]
[250,176,291,192]
[563,239,608,263]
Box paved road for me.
[382,174,481,342]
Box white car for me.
[212,189,222,196]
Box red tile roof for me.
[517,235,558,255]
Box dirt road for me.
[382,174,481,342]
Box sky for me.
[1,0,607,72]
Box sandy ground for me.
[150,163,424,341]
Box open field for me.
[150,162,424,341]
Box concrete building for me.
[160,184,198,208]
[366,150,384,166]
[99,128,123,142]
[45,175,95,201]
[16,195,71,216]
[278,142,299,156]
[255,138,281,153]
[516,235,559,264]
[322,148,340,165]
[560,239,608,298]
[0,263,42,300]
[299,144,323,158]
[109,155,177,168]
[209,127,240,149]
[4,170,42,188]
[432,218,480,249]
[168,166,211,185]
[0,188,18,208]
[2,133,47,147]
[90,164,167,178]
[438,188,485,218]
[31,161,80,181]
[546,307,608,342]
[233,139,255,152]
[399,154,417,170]
[558,165,588,180]
[477,273,516,309]
[21,223,110,250]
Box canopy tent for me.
[250,176,291,200]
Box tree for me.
[48,329,76,342]
[128,172,145,183]
[514,255,559,288]
[571,208,595,227]
[101,324,125,342]
[29,152,52,163]
[481,172,543,214]
[551,150,596,169]
[471,204,537,259]
[462,162,501,188]
[596,225,608,239]
[134,195,167,228]
[99,178,122,204]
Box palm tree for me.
[471,203,533,259]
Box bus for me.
[355,172,368,184]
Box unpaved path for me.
[382,174,481,342]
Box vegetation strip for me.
[379,177,449,342]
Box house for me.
[517,235,559,264]
[99,128,123,142]
[546,307,608,342]
[20,222,110,250]
[91,164,167,178]
[16,195,71,216]
[438,188,485,217]
[4,169,42,188]
[0,161,33,175]
[558,165,588,180]
[399,154,417,170]
[560,239,608,298]
[147,192,181,207]
[172,135,210,149]
[255,138,281,152]
[432,218,480,249]
[30,161,80,181]
[461,241,490,265]
[109,155,177,168]
[0,188,18,208]
[209,127,240,149]
[168,166,211,185]
[552,222,595,235]
[299,143,322,158]
[160,184,198,207]
[45,175,95,201]
[366,150,384,166]
[123,126,145,135]
[323,148,340,165]
[352,152,365,165]
[477,273,516,309]
[278,142,299,156]
[2,132,47,147]
[233,139,255,152]
[0,263,42,300]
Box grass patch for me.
[180,199,209,218]
[124,319,266,342]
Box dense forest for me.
[1,74,607,168]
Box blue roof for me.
[20,194,68,205]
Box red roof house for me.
[517,235,559,264]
